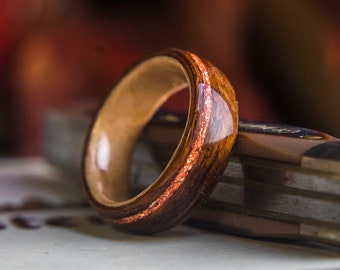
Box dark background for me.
[0,0,339,156]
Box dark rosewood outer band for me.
[82,48,238,233]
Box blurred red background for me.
[0,0,339,156]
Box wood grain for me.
[82,48,238,233]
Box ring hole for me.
[130,88,189,196]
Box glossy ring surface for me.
[83,48,238,233]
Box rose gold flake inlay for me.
[113,53,213,224]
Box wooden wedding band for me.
[82,48,238,233]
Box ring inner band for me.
[85,56,189,205]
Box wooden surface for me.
[1,158,340,269]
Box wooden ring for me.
[82,48,238,233]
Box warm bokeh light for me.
[0,0,339,156]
